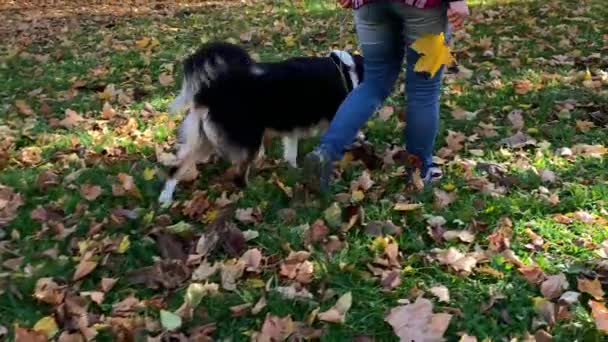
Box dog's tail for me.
[169,42,255,114]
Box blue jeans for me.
[319,3,448,175]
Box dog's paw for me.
[158,179,178,206]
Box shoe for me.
[422,164,443,184]
[302,147,333,193]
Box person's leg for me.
[303,4,405,192]
[399,4,448,181]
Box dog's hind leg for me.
[282,136,299,168]
[159,108,213,205]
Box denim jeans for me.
[319,2,448,175]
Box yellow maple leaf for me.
[411,33,453,77]
[33,315,59,338]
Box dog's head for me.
[184,41,254,85]
[329,50,364,90]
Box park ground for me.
[1,0,608,340]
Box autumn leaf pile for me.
[1,0,608,341]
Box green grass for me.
[1,0,608,340]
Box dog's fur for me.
[159,41,364,204]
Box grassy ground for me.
[1,0,607,340]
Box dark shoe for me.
[302,147,333,193]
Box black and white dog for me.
[159,41,364,204]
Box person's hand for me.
[447,1,469,30]
[338,0,352,8]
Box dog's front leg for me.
[282,136,299,168]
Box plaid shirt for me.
[352,0,454,9]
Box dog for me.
[159,41,364,204]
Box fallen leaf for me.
[381,270,402,290]
[459,334,478,342]
[429,285,450,302]
[445,130,466,152]
[576,120,595,132]
[274,285,314,301]
[16,99,34,115]
[350,169,375,192]
[433,189,457,209]
[378,106,394,121]
[159,73,175,87]
[235,207,262,224]
[513,79,532,95]
[318,292,352,323]
[393,202,423,211]
[304,219,329,246]
[240,248,263,272]
[323,202,342,228]
[577,277,605,300]
[34,277,65,305]
[589,300,608,333]
[443,230,475,243]
[101,102,115,119]
[507,109,525,131]
[73,260,98,281]
[14,327,47,342]
[385,297,452,342]
[411,33,454,77]
[220,259,245,291]
[541,273,569,300]
[434,247,478,274]
[192,260,219,281]
[256,314,294,341]
[80,183,102,201]
[500,132,537,148]
[279,251,314,284]
[252,296,267,315]
[33,315,59,339]
[59,109,84,129]
[127,260,190,289]
[559,291,580,305]
[539,169,557,183]
[0,184,24,227]
[160,310,182,331]
[518,265,546,285]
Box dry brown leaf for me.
[576,120,595,132]
[279,251,314,284]
[220,259,245,291]
[240,248,262,273]
[304,219,329,246]
[378,106,395,121]
[577,277,605,300]
[0,184,24,226]
[350,170,374,192]
[34,277,66,305]
[459,334,478,342]
[101,101,116,119]
[159,72,175,87]
[434,248,477,274]
[541,273,569,299]
[385,297,452,342]
[192,260,219,281]
[445,130,466,152]
[393,202,423,211]
[451,106,477,120]
[433,189,457,209]
[15,327,48,342]
[538,169,557,183]
[80,183,102,201]
[100,277,118,292]
[487,217,513,252]
[16,99,34,116]
[429,285,450,302]
[518,265,546,285]
[589,300,608,333]
[59,109,84,129]
[443,230,475,243]
[256,314,294,342]
[507,109,524,131]
[235,207,262,224]
[381,270,402,290]
[317,292,352,323]
[513,79,532,95]
[274,285,314,301]
[73,260,98,281]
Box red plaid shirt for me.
[352,0,452,9]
